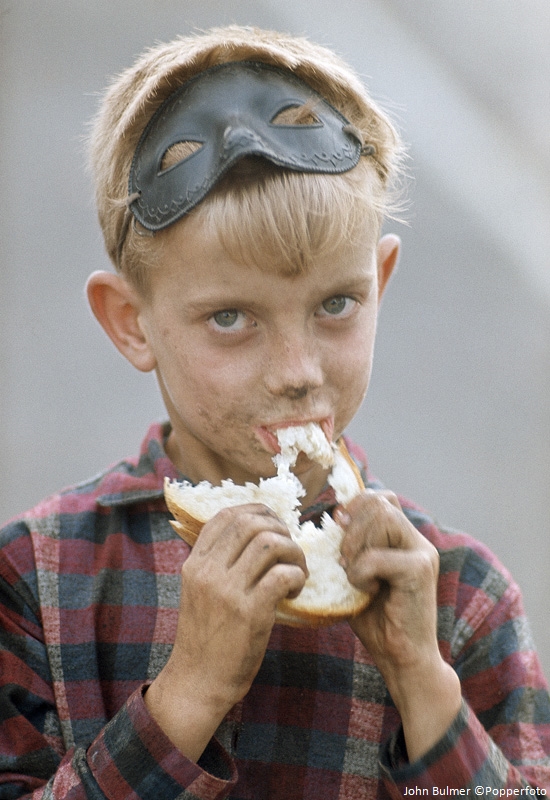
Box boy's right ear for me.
[86,271,156,373]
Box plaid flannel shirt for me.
[1,421,549,799]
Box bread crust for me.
[275,590,370,627]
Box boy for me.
[0,24,548,799]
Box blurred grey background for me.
[1,1,549,673]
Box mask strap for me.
[115,191,153,270]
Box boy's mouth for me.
[255,417,334,455]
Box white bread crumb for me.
[273,422,335,472]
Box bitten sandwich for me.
[164,423,370,627]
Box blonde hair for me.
[88,25,405,291]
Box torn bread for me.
[164,423,369,627]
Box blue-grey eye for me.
[322,296,348,315]
[212,309,239,328]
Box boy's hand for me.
[145,504,307,761]
[338,491,462,762]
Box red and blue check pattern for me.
[0,422,549,798]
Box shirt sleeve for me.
[377,555,550,794]
[0,524,237,800]
[379,699,548,794]
[80,686,237,800]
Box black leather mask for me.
[127,60,369,231]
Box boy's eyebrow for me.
[304,270,378,298]
[185,297,249,312]
[323,273,376,292]
[184,273,376,312]
[183,292,265,313]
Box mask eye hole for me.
[271,101,321,126]
[160,140,204,172]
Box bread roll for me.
[164,424,369,627]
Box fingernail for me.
[334,509,351,527]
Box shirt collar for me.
[96,421,179,507]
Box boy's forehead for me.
[155,211,379,294]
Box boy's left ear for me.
[376,234,401,300]
[86,271,156,373]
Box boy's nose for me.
[264,333,323,400]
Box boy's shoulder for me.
[0,422,182,611]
